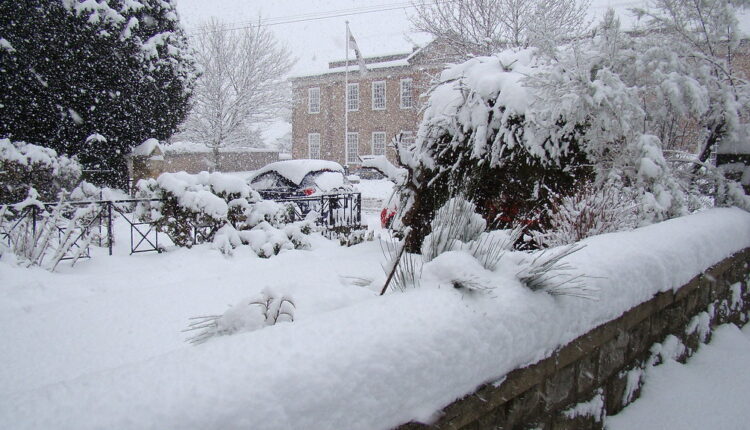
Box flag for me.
[346,24,369,75]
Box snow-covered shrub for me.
[0,139,81,204]
[516,244,596,299]
[533,183,638,247]
[380,238,423,292]
[184,288,295,344]
[380,197,522,294]
[394,50,594,253]
[66,180,130,203]
[135,171,260,247]
[422,196,487,262]
[136,171,311,256]
[212,220,312,258]
[1,189,99,271]
[321,226,374,247]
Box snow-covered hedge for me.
[0,139,81,204]
[135,171,311,256]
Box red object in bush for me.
[302,187,315,196]
[381,207,396,228]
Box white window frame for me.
[372,81,386,110]
[347,83,359,112]
[400,78,413,109]
[346,132,359,165]
[308,133,321,159]
[308,87,320,114]
[372,131,386,156]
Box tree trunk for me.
[212,146,221,172]
[695,118,725,169]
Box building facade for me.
[290,42,456,168]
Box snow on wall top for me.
[251,159,345,185]
[2,208,749,430]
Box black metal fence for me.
[0,199,164,260]
[1,193,362,261]
[275,192,362,228]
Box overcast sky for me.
[174,0,654,76]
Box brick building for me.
[290,41,458,168]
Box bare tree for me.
[632,0,750,164]
[179,19,295,168]
[410,0,591,57]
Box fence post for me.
[356,193,361,225]
[31,205,37,239]
[107,201,113,256]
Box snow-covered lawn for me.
[607,323,750,430]
[0,205,749,429]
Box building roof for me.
[290,40,451,81]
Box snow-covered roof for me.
[131,138,163,157]
[291,56,412,79]
[251,159,344,185]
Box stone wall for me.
[129,150,281,184]
[161,150,280,174]
[396,248,750,430]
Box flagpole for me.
[344,21,350,168]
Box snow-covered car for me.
[249,159,352,199]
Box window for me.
[400,78,413,109]
[346,132,359,164]
[400,130,415,145]
[372,132,386,156]
[347,83,359,111]
[308,87,320,114]
[308,133,321,159]
[372,81,386,110]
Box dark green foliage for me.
[0,140,82,204]
[0,0,196,189]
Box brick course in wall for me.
[395,248,750,430]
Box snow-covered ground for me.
[1,204,749,429]
[607,323,750,430]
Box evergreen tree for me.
[0,0,197,188]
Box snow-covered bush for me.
[379,195,590,297]
[321,227,374,247]
[394,3,749,253]
[184,288,295,344]
[533,183,639,247]
[1,190,99,271]
[421,196,487,262]
[136,171,262,247]
[136,171,311,256]
[394,50,594,252]
[211,220,312,258]
[0,139,81,204]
